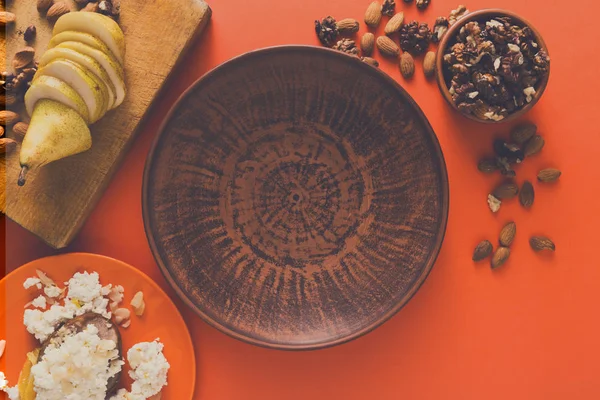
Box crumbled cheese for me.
[31,295,47,309]
[0,371,7,389]
[127,340,170,398]
[23,305,74,342]
[64,271,111,319]
[23,277,42,290]
[6,386,20,400]
[44,285,62,298]
[31,325,124,400]
[523,86,536,103]
[488,194,502,213]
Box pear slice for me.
[55,41,126,108]
[19,99,92,186]
[53,12,125,64]
[38,47,117,110]
[25,75,91,124]
[49,31,121,65]
[34,59,108,123]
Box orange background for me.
[3,0,600,398]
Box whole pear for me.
[18,100,91,186]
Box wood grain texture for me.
[143,46,449,350]
[1,0,212,248]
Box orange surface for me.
[0,254,195,399]
[2,0,600,398]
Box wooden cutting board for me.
[1,0,212,248]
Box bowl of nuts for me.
[435,9,551,123]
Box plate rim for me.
[1,252,197,395]
[142,44,450,351]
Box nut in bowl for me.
[435,9,551,123]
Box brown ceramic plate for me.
[143,46,449,350]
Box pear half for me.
[38,47,117,110]
[19,100,92,186]
[49,31,121,65]
[55,41,126,108]
[34,59,108,123]
[25,75,90,124]
[53,12,125,64]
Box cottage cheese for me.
[31,324,124,400]
[43,285,62,298]
[0,371,7,390]
[5,386,20,400]
[23,305,74,342]
[64,272,112,319]
[32,295,47,309]
[128,340,170,398]
[23,277,42,290]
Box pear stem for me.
[18,166,28,186]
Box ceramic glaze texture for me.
[143,46,449,349]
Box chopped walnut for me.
[332,38,359,56]
[448,5,469,25]
[315,16,338,47]
[381,0,396,16]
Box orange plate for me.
[0,253,195,399]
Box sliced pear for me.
[55,41,126,108]
[25,75,90,124]
[38,47,117,110]
[19,99,92,185]
[49,30,121,65]
[34,59,108,123]
[53,12,125,64]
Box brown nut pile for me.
[443,16,550,121]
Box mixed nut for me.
[442,16,550,121]
[474,121,560,269]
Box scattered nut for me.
[332,38,359,56]
[0,92,17,107]
[0,340,6,359]
[36,269,56,287]
[491,246,510,269]
[472,240,493,261]
[499,221,516,247]
[487,194,501,213]
[537,168,561,183]
[12,122,28,140]
[24,25,37,43]
[399,52,415,78]
[361,57,379,67]
[416,0,430,9]
[47,2,71,22]
[82,2,100,12]
[364,1,382,28]
[0,11,16,26]
[477,158,499,174]
[376,35,400,57]
[336,18,360,34]
[120,319,131,329]
[431,17,449,43]
[315,16,338,47]
[381,0,396,16]
[384,12,404,35]
[113,307,131,325]
[423,51,436,78]
[0,110,21,126]
[399,21,430,55]
[492,181,519,199]
[519,180,534,208]
[530,236,555,252]
[0,138,17,154]
[13,47,36,71]
[448,5,469,25]
[360,33,375,56]
[510,122,537,145]
[37,0,55,12]
[0,126,4,137]
[130,291,146,317]
[523,135,545,156]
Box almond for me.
[36,269,56,287]
[336,18,360,34]
[114,308,131,324]
[537,168,561,183]
[477,158,499,174]
[492,181,518,199]
[0,11,17,26]
[361,57,379,67]
[491,247,510,269]
[0,340,6,359]
[47,2,71,22]
[82,2,99,12]
[12,122,29,140]
[360,33,375,56]
[0,110,21,126]
[523,134,544,156]
[399,52,415,78]
[530,236,555,252]
[519,180,534,208]
[0,138,17,154]
[1,92,17,107]
[130,291,146,317]
[384,12,404,35]
[0,126,4,137]
[364,2,382,28]
[376,36,400,57]
[121,319,131,329]
[12,47,35,71]
[37,0,55,12]
[423,51,436,78]
[499,222,516,247]
[510,122,537,144]
[472,240,493,262]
